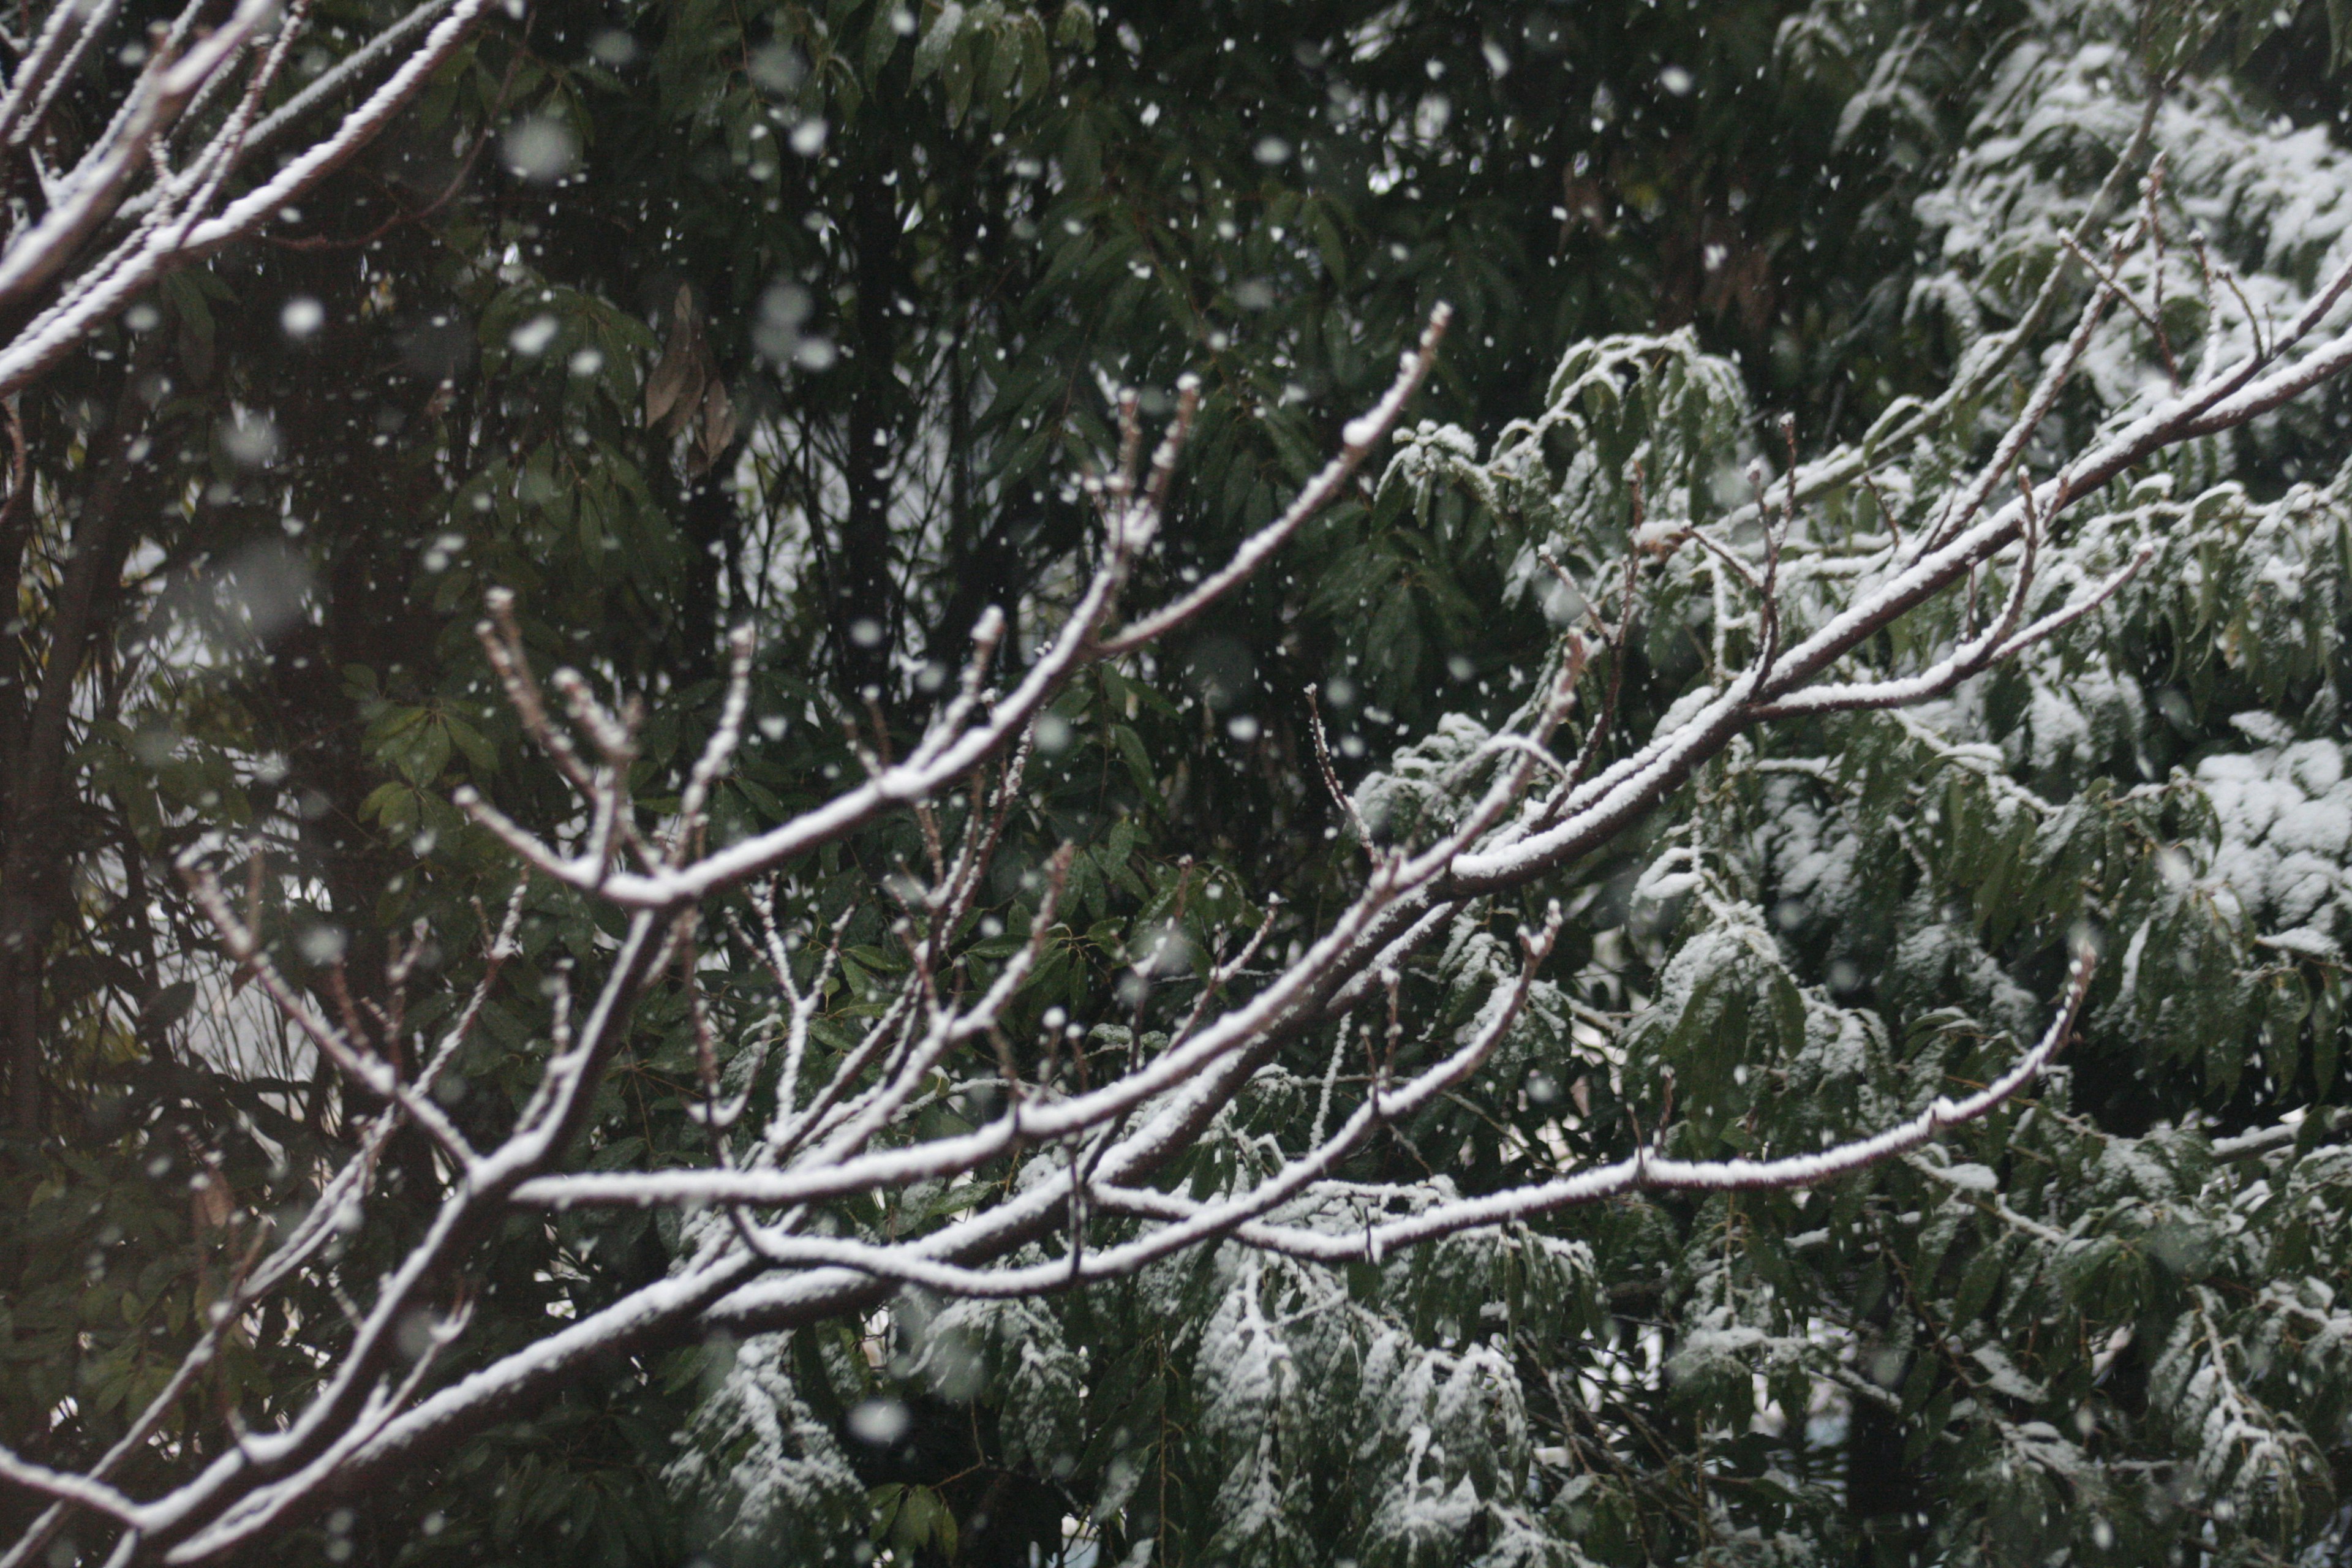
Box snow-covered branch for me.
[13,181,2352,1559]
[0,0,496,398]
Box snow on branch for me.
[9,187,2351,1561]
[0,0,497,399]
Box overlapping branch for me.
[0,0,497,398]
[9,181,2351,1561]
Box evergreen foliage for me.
[12,3,2352,1567]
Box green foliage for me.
[18,1,2352,1566]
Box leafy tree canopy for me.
[12,2,2352,1567]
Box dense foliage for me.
[14,1,2352,1566]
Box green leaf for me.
[1110,723,1158,803]
[911,1,963,81]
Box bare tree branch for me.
[11,189,2352,1558]
[0,0,498,398]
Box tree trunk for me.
[0,356,156,1131]
[835,154,903,704]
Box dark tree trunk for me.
[675,437,746,689]
[0,355,157,1132]
[835,154,904,704]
